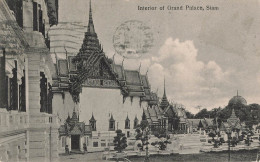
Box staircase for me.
[178,134,202,154]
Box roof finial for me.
[87,0,95,33]
[163,76,166,96]
[89,0,92,20]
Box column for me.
[0,48,7,108]
[80,136,83,152]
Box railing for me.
[0,109,29,133]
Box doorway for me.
[71,135,80,150]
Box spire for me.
[142,109,146,121]
[134,115,138,121]
[71,107,78,122]
[126,113,130,121]
[78,0,101,56]
[160,77,169,110]
[87,0,95,34]
[66,112,71,123]
[110,113,115,121]
[90,112,96,121]
[237,90,238,96]
[163,76,166,97]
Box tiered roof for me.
[78,0,102,57]
[220,109,243,131]
[144,105,165,125]
[53,0,159,105]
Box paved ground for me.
[60,149,259,162]
[60,152,104,162]
[128,150,259,162]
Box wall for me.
[53,92,79,124]
[79,87,146,132]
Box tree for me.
[135,120,149,151]
[186,111,195,119]
[195,108,210,119]
[113,129,127,153]
[151,135,171,150]
[244,130,254,146]
[208,131,221,148]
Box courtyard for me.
[60,150,259,162]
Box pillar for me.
[66,136,71,151]
[80,136,84,152]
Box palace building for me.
[0,0,59,161]
[51,1,160,152]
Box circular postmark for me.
[113,20,154,59]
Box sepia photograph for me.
[0,0,260,161]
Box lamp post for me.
[225,129,232,162]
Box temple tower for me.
[78,0,102,57]
[160,77,169,110]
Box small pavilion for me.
[59,109,92,152]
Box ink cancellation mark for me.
[113,20,154,59]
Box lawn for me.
[128,150,259,162]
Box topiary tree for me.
[113,129,127,153]
[151,135,171,150]
[135,120,149,151]
[244,130,254,146]
[208,131,221,148]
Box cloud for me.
[148,38,230,113]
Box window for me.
[10,61,18,110]
[33,2,38,31]
[93,142,98,147]
[127,131,130,138]
[134,120,138,128]
[5,0,23,28]
[109,115,115,131]
[40,72,47,113]
[125,120,130,129]
[109,121,115,131]
[134,116,139,129]
[89,115,96,131]
[39,8,43,33]
[19,72,26,112]
[47,83,53,114]
[101,143,106,147]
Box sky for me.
[54,0,260,114]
